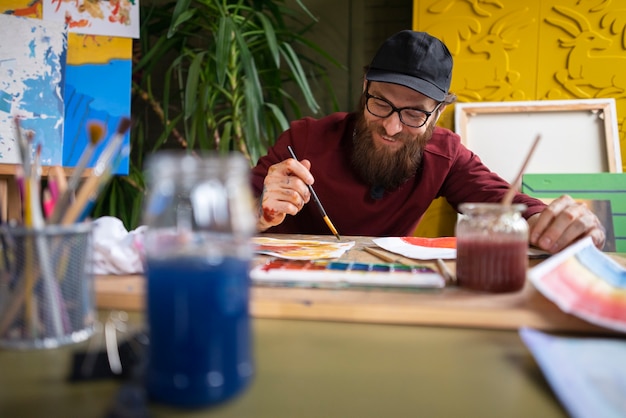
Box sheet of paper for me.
[528,236,626,333]
[520,328,626,418]
[372,237,457,260]
[43,0,140,38]
[251,237,355,260]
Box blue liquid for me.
[145,256,253,408]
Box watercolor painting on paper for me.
[42,0,140,39]
[373,237,457,260]
[252,237,355,260]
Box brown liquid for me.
[456,238,528,292]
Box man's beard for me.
[351,103,435,191]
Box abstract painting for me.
[0,13,66,165]
[2,1,133,174]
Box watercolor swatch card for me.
[250,259,445,289]
[528,236,626,333]
[252,237,355,260]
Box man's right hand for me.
[256,157,314,231]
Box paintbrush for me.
[48,122,106,224]
[24,143,65,338]
[287,145,341,240]
[61,117,131,225]
[92,117,131,177]
[14,118,31,179]
[501,134,542,206]
[50,166,68,201]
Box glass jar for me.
[455,203,528,293]
[142,151,255,408]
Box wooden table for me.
[1,234,622,417]
[95,234,621,334]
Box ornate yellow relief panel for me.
[412,0,625,237]
[414,0,626,170]
[539,1,626,163]
[415,1,540,103]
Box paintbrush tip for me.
[87,122,106,145]
[117,117,132,135]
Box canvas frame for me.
[454,99,622,185]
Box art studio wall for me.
[412,0,626,237]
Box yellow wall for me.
[413,0,626,237]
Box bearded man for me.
[251,30,605,254]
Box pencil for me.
[363,246,404,264]
[436,258,456,285]
[287,145,341,240]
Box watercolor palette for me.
[250,259,446,289]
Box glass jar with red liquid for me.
[455,203,528,292]
[142,151,256,409]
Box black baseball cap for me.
[365,30,453,102]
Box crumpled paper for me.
[92,216,146,275]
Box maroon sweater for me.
[251,112,545,236]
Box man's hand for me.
[527,195,606,253]
[256,157,313,231]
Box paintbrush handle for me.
[286,146,340,240]
[51,140,118,224]
[308,184,328,217]
[66,147,95,192]
[502,134,541,206]
[287,145,326,215]
[60,175,102,226]
[48,164,79,224]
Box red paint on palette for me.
[261,259,329,271]
[260,259,285,271]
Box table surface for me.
[0,314,570,418]
[2,234,624,417]
[96,234,624,334]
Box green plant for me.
[92,0,342,230]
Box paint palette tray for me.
[250,259,446,289]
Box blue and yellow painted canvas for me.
[2,0,133,174]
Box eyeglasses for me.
[364,90,442,128]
